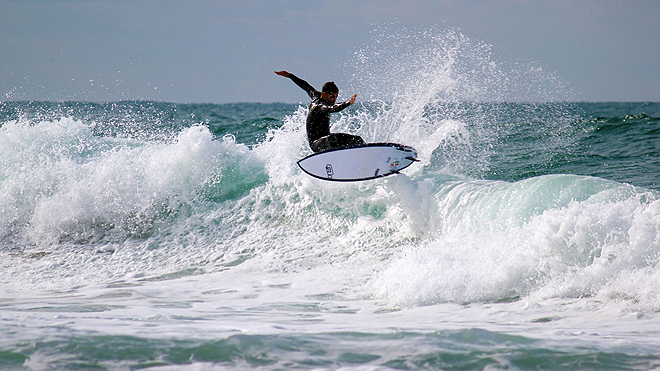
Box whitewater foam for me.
[369,175,660,312]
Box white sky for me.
[1,0,658,103]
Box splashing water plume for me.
[336,26,578,178]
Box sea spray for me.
[342,26,580,179]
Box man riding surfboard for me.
[275,71,364,152]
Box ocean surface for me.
[2,30,660,371]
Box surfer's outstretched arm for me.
[274,70,318,100]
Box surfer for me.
[275,70,365,152]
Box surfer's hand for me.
[349,94,357,105]
[274,70,291,78]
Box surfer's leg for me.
[310,136,334,152]
[310,133,365,152]
[335,133,365,146]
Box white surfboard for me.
[297,143,419,181]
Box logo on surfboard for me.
[326,164,334,178]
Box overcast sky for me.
[1,0,658,103]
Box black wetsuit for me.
[287,73,364,152]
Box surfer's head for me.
[321,81,339,104]
[322,81,339,94]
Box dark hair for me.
[322,81,339,94]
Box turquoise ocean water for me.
[2,29,660,370]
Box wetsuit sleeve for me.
[287,73,320,100]
[326,101,352,113]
